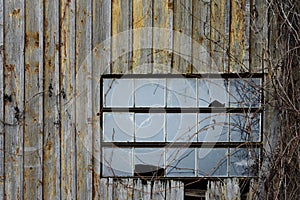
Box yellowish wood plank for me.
[229,0,247,72]
[132,0,152,74]
[112,0,132,74]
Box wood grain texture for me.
[43,0,61,199]
[0,0,4,198]
[229,0,247,72]
[24,0,43,198]
[75,0,93,199]
[153,0,173,74]
[132,0,152,74]
[4,0,25,199]
[210,0,227,72]
[250,0,267,73]
[60,0,77,199]
[173,0,192,73]
[92,0,111,199]
[192,0,211,73]
[112,0,132,74]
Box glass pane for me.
[103,113,134,142]
[198,79,228,107]
[230,113,261,142]
[166,148,195,177]
[135,79,165,107]
[166,114,197,142]
[102,148,133,177]
[134,148,164,177]
[198,148,228,177]
[229,78,261,107]
[198,113,229,142]
[166,78,196,107]
[135,113,165,142]
[230,148,259,177]
[103,79,133,107]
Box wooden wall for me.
[0,0,268,199]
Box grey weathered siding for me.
[0,0,268,199]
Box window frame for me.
[100,73,264,179]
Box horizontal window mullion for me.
[101,142,263,148]
[102,107,262,113]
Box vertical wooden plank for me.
[224,0,230,72]
[244,0,250,71]
[44,0,61,199]
[152,180,165,200]
[24,0,43,198]
[153,0,173,74]
[229,0,247,72]
[210,0,227,72]
[60,0,77,199]
[0,0,4,198]
[166,181,184,200]
[132,0,152,74]
[75,0,93,199]
[173,0,192,73]
[192,0,210,73]
[4,0,25,199]
[92,0,111,199]
[114,179,133,199]
[250,0,267,73]
[112,0,132,74]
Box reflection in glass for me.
[229,78,261,107]
[103,79,133,107]
[166,114,197,142]
[230,113,261,142]
[230,148,259,177]
[134,148,164,177]
[103,113,134,142]
[198,113,229,142]
[135,79,165,107]
[198,148,228,176]
[102,148,133,176]
[198,79,228,107]
[166,148,195,177]
[167,78,196,107]
[135,114,165,142]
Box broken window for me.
[101,74,263,178]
